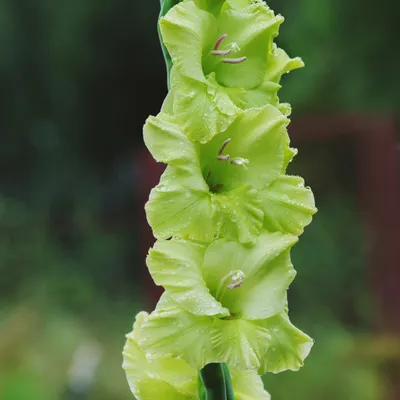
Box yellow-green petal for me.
[123,312,197,400]
[258,312,314,375]
[147,239,229,317]
[171,71,240,143]
[231,369,271,400]
[202,231,298,320]
[139,293,217,370]
[160,1,216,82]
[261,175,317,236]
[211,318,271,370]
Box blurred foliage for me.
[0,0,398,398]
[269,0,400,113]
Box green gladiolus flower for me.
[138,231,313,372]
[123,0,316,395]
[144,105,316,244]
[123,311,271,399]
[159,0,304,142]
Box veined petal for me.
[261,175,317,236]
[172,71,240,143]
[160,1,217,82]
[145,165,215,241]
[231,369,271,400]
[258,312,314,375]
[139,293,217,370]
[147,239,229,317]
[211,318,271,370]
[202,231,298,320]
[212,184,264,244]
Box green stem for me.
[199,363,234,400]
[158,0,181,88]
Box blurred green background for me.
[0,0,399,399]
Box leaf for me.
[199,363,229,400]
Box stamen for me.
[213,34,228,50]
[216,270,246,301]
[230,157,249,169]
[218,138,231,155]
[217,154,230,161]
[210,49,232,57]
[222,56,247,64]
[227,279,244,290]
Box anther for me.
[218,138,231,155]
[215,270,246,301]
[227,271,245,290]
[230,157,249,169]
[213,34,228,50]
[222,56,247,64]
[217,154,230,161]
[210,49,232,56]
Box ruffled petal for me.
[172,71,240,143]
[261,175,317,236]
[147,239,229,317]
[143,112,198,166]
[139,293,217,370]
[258,312,314,375]
[145,165,215,241]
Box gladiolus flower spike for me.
[123,0,317,398]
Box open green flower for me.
[123,311,271,399]
[160,0,304,142]
[139,231,313,372]
[144,105,316,243]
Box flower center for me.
[210,34,247,64]
[202,34,247,80]
[205,138,249,193]
[215,270,246,303]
